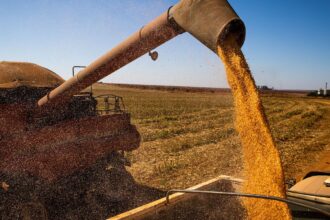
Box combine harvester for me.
[1,0,329,219]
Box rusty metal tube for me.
[38,0,245,108]
[38,11,183,107]
[170,0,245,53]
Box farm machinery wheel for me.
[0,173,48,220]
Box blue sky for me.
[0,0,329,90]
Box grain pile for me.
[217,38,291,219]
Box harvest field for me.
[93,83,330,191]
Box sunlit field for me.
[93,84,330,190]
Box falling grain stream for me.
[217,38,291,219]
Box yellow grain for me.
[217,39,291,219]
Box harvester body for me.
[0,62,140,182]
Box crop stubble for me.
[92,84,328,192]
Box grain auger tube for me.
[37,0,245,109]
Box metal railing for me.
[95,94,125,115]
[165,189,330,217]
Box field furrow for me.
[93,85,330,189]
